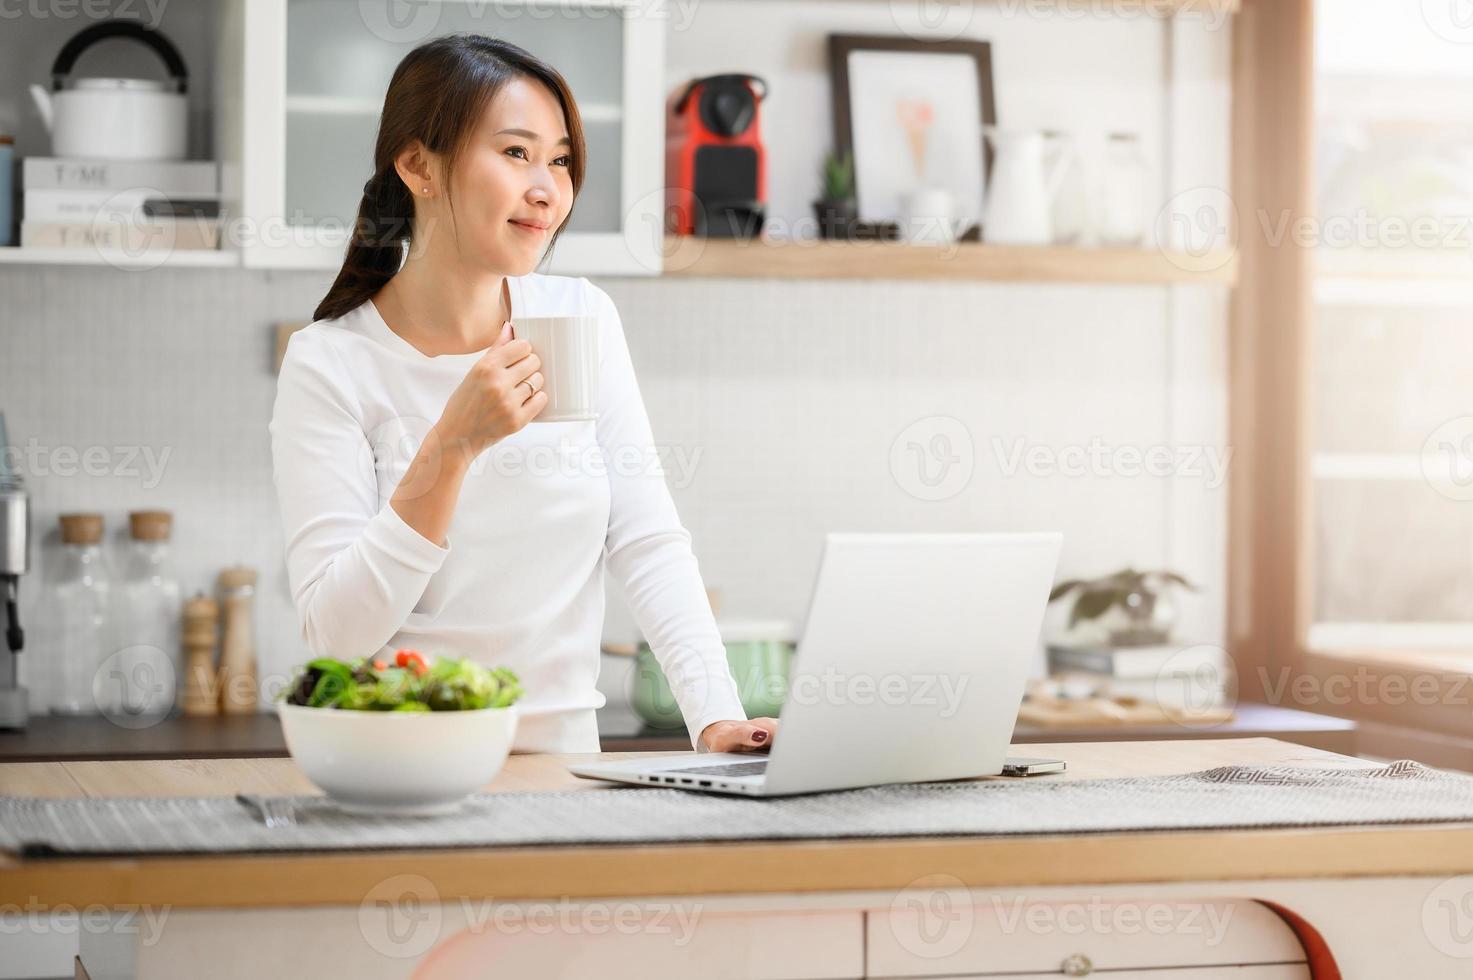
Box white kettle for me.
[982,129,1071,246]
[30,21,189,161]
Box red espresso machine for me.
[665,73,767,239]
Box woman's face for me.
[433,76,575,272]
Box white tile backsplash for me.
[2,266,1226,710]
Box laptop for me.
[569,532,1062,797]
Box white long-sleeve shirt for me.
[269,272,746,752]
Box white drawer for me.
[408,907,866,980]
[867,896,1307,977]
[130,905,865,980]
[922,969,1311,980]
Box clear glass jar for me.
[104,511,181,722]
[1046,131,1091,246]
[1098,132,1149,247]
[46,515,110,715]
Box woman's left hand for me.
[699,717,779,753]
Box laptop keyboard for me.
[667,760,769,778]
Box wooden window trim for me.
[1226,0,1473,738]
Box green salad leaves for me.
[282,649,523,712]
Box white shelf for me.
[0,247,239,269]
[284,94,383,115]
[284,94,622,123]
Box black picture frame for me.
[827,33,997,242]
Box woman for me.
[269,35,776,754]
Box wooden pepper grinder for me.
[217,566,258,714]
[181,592,220,716]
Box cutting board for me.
[1019,696,1236,728]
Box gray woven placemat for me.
[3,760,1470,857]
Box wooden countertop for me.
[0,702,1357,762]
[0,711,696,761]
[3,738,1469,909]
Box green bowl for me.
[629,621,795,730]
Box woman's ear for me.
[393,140,438,198]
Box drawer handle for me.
[1061,954,1093,977]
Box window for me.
[1308,0,1473,654]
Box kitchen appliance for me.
[982,129,1071,245]
[0,413,31,729]
[571,532,1062,796]
[29,21,190,162]
[628,618,796,729]
[665,73,767,239]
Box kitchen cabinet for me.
[868,898,1308,977]
[222,0,665,273]
[6,740,1465,978]
[2,2,628,272]
[925,966,1308,972]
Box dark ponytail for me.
[313,34,587,323]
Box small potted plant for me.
[1048,568,1197,647]
[812,148,857,240]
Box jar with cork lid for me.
[45,513,110,715]
[105,510,181,721]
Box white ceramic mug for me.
[900,187,962,245]
[511,315,600,422]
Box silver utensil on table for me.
[236,794,297,829]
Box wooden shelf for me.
[0,247,238,270]
[660,237,1238,285]
[830,0,1240,11]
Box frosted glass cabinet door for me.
[240,0,664,274]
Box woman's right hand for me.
[434,320,547,459]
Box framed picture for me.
[827,34,996,241]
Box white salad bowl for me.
[277,702,518,815]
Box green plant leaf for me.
[1068,587,1125,627]
[1148,570,1198,591]
[1048,579,1085,602]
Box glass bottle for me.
[46,514,110,715]
[1045,131,1091,246]
[1098,132,1149,247]
[104,510,181,723]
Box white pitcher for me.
[982,129,1071,246]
